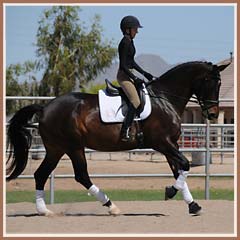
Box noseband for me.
[193,96,219,117]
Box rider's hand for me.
[134,77,144,85]
[144,72,153,81]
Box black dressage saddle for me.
[104,79,146,117]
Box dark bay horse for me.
[6,61,230,216]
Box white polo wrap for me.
[88,184,109,205]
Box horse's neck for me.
[150,76,193,116]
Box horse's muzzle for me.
[203,105,219,120]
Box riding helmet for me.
[120,15,143,33]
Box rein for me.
[147,89,199,104]
[145,79,218,110]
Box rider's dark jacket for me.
[118,35,145,80]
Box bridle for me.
[195,96,219,118]
[196,73,221,115]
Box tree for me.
[36,6,117,96]
[6,61,39,114]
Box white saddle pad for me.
[98,87,151,123]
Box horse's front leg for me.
[155,146,202,214]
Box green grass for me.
[6,189,234,204]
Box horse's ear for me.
[217,63,231,72]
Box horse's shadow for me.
[65,213,167,217]
[7,213,40,217]
[7,212,168,217]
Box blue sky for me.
[5,4,235,68]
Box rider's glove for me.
[143,72,153,81]
[134,77,144,85]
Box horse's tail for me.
[6,104,43,181]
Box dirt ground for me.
[5,151,235,236]
[6,200,234,235]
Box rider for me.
[117,15,153,142]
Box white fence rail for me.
[5,96,235,203]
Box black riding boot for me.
[120,104,137,142]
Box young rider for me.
[117,15,153,141]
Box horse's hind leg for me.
[34,147,63,216]
[67,149,120,215]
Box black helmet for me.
[120,15,143,33]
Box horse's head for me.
[193,61,231,120]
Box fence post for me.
[221,126,224,164]
[205,120,210,200]
[50,171,55,204]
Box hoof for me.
[189,201,202,215]
[165,186,178,200]
[38,209,54,217]
[45,209,55,217]
[108,202,121,216]
[36,198,54,216]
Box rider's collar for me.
[124,34,133,40]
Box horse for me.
[6,60,230,216]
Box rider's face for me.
[126,27,138,39]
[130,27,138,38]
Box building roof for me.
[218,58,234,107]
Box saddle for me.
[98,79,151,123]
[104,79,146,117]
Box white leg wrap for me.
[36,190,53,216]
[174,171,193,204]
[181,182,193,204]
[88,185,109,205]
[174,170,189,190]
